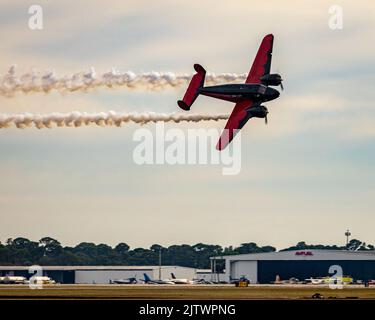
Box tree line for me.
[0,237,373,269]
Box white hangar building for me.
[0,265,196,284]
[211,250,375,284]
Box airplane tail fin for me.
[171,273,176,279]
[178,64,206,111]
[144,273,151,282]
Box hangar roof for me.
[0,265,192,271]
[211,250,375,261]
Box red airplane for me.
[177,34,282,150]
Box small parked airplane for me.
[0,276,27,284]
[170,273,191,284]
[178,34,282,150]
[305,276,353,285]
[109,276,138,284]
[305,277,326,285]
[141,273,175,285]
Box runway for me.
[0,284,374,300]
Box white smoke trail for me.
[0,65,247,96]
[0,111,229,129]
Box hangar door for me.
[75,270,152,284]
[230,261,257,283]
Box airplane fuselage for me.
[198,83,280,104]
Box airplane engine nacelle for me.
[249,105,268,118]
[260,73,282,86]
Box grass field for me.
[0,284,375,299]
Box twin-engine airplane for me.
[177,34,282,150]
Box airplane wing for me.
[216,100,256,150]
[216,34,273,150]
[245,34,274,84]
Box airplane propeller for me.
[265,114,268,125]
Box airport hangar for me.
[0,266,196,284]
[211,250,375,283]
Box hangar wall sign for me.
[295,251,313,256]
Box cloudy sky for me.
[0,0,374,250]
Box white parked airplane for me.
[0,276,27,284]
[170,273,193,284]
[29,276,56,285]
[305,277,326,285]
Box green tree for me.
[1,236,373,267]
[115,243,130,254]
[39,237,63,257]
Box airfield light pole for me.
[213,259,217,282]
[159,247,162,280]
[345,229,351,248]
[210,259,213,282]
